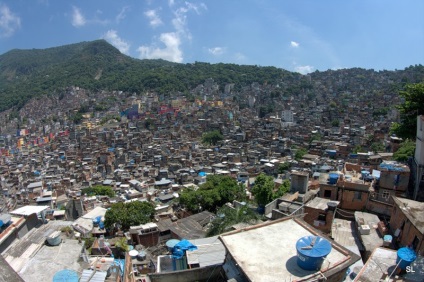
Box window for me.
[382,190,390,199]
[354,191,362,200]
[324,190,332,198]
[318,213,326,223]
[412,236,420,250]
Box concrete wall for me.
[0,214,38,254]
[265,198,278,216]
[415,116,424,166]
[148,265,223,282]
[291,173,308,193]
[379,170,409,192]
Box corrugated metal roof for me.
[79,269,107,282]
[186,241,226,267]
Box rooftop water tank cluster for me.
[296,236,332,271]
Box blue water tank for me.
[53,269,79,282]
[166,239,180,252]
[361,170,370,180]
[296,236,332,271]
[397,247,416,270]
[328,173,339,185]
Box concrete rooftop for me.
[2,220,87,281]
[354,212,383,253]
[220,217,359,282]
[305,197,339,210]
[354,247,397,282]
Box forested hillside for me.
[0,39,423,113]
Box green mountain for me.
[0,40,295,112]
[1,40,423,114]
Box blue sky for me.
[0,0,423,74]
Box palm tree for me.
[114,237,129,258]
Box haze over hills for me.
[0,40,423,113]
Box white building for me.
[281,110,295,128]
[281,110,294,123]
[413,115,424,200]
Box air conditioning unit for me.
[360,224,371,235]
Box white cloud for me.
[235,52,247,62]
[0,4,21,38]
[208,47,225,56]
[294,65,314,74]
[144,9,163,27]
[71,6,86,27]
[137,32,182,63]
[116,6,130,23]
[172,2,207,39]
[168,0,175,6]
[137,1,206,63]
[103,30,130,55]
[290,41,299,48]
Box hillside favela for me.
[0,4,424,282]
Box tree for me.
[391,83,424,139]
[251,173,274,207]
[115,237,129,251]
[310,133,322,142]
[206,205,260,236]
[81,185,115,197]
[273,179,291,199]
[370,142,385,153]
[331,120,339,127]
[353,145,363,154]
[104,201,155,231]
[278,162,291,174]
[179,175,245,213]
[393,139,416,162]
[294,148,308,161]
[201,130,223,146]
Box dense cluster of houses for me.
[0,77,423,281]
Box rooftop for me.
[378,161,410,173]
[220,217,360,282]
[392,196,424,234]
[354,247,397,282]
[9,205,49,217]
[354,212,383,253]
[305,197,339,211]
[186,236,226,267]
[3,220,85,281]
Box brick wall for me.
[303,207,334,233]
[320,184,338,201]
[148,265,223,282]
[338,189,368,210]
[366,199,393,216]
[133,230,160,247]
[390,205,424,256]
